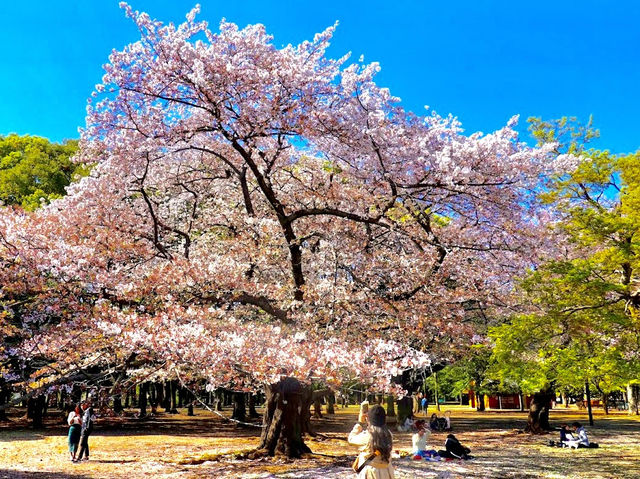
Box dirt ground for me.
[1,404,639,479]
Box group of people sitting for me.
[411,419,472,461]
[397,411,451,432]
[549,422,599,449]
[347,402,472,478]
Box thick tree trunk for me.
[257,378,312,458]
[602,392,609,415]
[476,392,485,412]
[525,390,553,433]
[385,395,396,417]
[231,392,246,422]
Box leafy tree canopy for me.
[489,117,640,398]
[0,134,84,210]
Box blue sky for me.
[1,1,639,153]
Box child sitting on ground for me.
[411,420,441,461]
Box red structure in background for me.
[468,391,535,410]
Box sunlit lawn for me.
[1,404,639,478]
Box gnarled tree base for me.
[257,377,313,458]
[525,390,553,433]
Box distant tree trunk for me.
[326,393,335,415]
[178,386,184,408]
[257,378,313,458]
[0,384,10,421]
[28,395,46,428]
[628,384,639,415]
[476,392,485,412]
[187,390,194,417]
[155,382,164,411]
[150,382,157,414]
[138,382,148,418]
[585,381,594,426]
[519,393,525,412]
[113,394,123,415]
[525,389,553,433]
[248,393,260,418]
[215,389,224,411]
[169,381,178,413]
[231,392,246,422]
[385,395,396,417]
[163,381,171,412]
[602,392,609,415]
[313,396,323,418]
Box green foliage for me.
[0,134,83,210]
[426,345,494,399]
[489,118,640,398]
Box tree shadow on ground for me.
[0,409,263,442]
[0,471,92,479]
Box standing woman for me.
[348,404,394,479]
[67,405,82,462]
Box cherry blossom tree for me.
[1,4,576,455]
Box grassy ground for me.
[1,404,639,478]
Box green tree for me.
[489,118,640,431]
[0,134,83,210]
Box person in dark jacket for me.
[438,434,471,460]
[76,402,96,461]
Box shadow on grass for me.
[0,409,263,442]
[0,470,92,479]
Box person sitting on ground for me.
[411,420,441,461]
[429,413,439,430]
[564,422,591,449]
[437,434,472,460]
[557,425,575,447]
[348,404,395,478]
[397,413,414,432]
[429,412,450,431]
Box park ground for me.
[1,405,640,479]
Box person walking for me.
[76,402,96,461]
[67,405,82,462]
